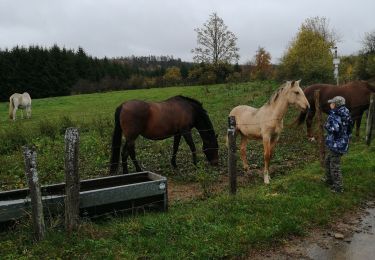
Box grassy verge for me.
[1,141,374,259]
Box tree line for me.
[1,14,374,101]
[0,45,245,101]
[0,45,131,101]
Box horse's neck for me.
[264,98,289,121]
[195,119,210,133]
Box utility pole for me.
[333,46,340,86]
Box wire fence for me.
[0,101,371,189]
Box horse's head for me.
[202,132,219,166]
[285,80,310,111]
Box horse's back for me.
[304,82,371,113]
[10,92,31,105]
[119,98,195,139]
[229,105,257,119]
[229,105,262,137]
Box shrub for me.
[38,119,58,140]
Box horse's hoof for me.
[308,137,316,142]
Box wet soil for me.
[249,201,375,260]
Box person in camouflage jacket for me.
[323,96,353,193]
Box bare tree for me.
[362,30,375,54]
[192,13,239,64]
[302,16,341,46]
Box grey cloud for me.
[0,0,374,63]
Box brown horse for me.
[297,80,375,139]
[109,95,219,174]
[229,80,310,184]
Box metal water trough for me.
[0,171,167,223]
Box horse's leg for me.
[262,137,271,184]
[269,137,279,158]
[306,109,315,141]
[121,141,129,174]
[20,109,24,119]
[171,134,181,168]
[355,116,362,138]
[239,134,250,174]
[27,106,31,119]
[12,107,17,121]
[183,132,197,165]
[127,139,142,172]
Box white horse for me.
[9,92,32,121]
[229,80,310,184]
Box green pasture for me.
[0,140,374,259]
[0,81,374,258]
[0,81,315,189]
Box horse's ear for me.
[291,80,295,87]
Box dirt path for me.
[248,201,375,259]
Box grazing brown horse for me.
[297,81,375,139]
[109,95,219,174]
[229,80,310,184]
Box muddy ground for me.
[248,201,375,260]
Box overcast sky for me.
[0,0,374,64]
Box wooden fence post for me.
[366,93,375,146]
[314,90,325,167]
[64,128,80,233]
[228,116,237,195]
[23,146,45,241]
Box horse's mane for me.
[266,83,288,105]
[173,95,203,106]
[173,95,212,126]
[174,95,205,112]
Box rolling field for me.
[1,81,374,258]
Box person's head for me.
[328,96,345,110]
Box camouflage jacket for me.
[324,106,353,154]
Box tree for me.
[278,25,333,84]
[250,47,273,80]
[302,16,340,47]
[163,66,182,85]
[192,13,239,65]
[362,30,375,54]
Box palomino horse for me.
[296,80,375,139]
[229,80,310,184]
[109,95,219,174]
[9,92,32,121]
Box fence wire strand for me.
[0,102,371,188]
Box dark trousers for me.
[324,149,343,191]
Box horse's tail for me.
[9,96,14,119]
[109,105,123,175]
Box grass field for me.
[0,81,374,258]
[0,81,315,189]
